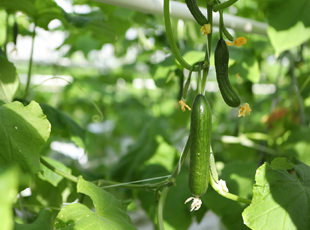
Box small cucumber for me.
[189,94,212,197]
[214,38,241,107]
[185,0,208,26]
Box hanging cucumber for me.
[185,94,212,211]
[185,0,208,26]
[214,38,241,107]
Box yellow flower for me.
[200,24,211,36]
[226,37,247,47]
[179,100,191,112]
[226,40,234,46]
[238,103,251,117]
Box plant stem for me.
[198,62,202,94]
[158,186,170,230]
[40,156,79,183]
[287,52,306,126]
[98,179,169,191]
[206,5,213,59]
[209,174,251,205]
[168,135,190,181]
[23,24,36,99]
[163,0,198,71]
[4,12,9,56]
[18,193,28,224]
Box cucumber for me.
[189,94,212,197]
[185,0,208,26]
[214,38,241,107]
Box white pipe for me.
[93,0,268,35]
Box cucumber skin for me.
[214,39,241,107]
[185,0,208,26]
[189,94,212,197]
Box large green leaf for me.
[0,101,51,174]
[14,209,53,230]
[268,23,310,54]
[39,103,85,149]
[259,0,310,53]
[0,167,19,230]
[39,156,71,187]
[54,177,137,230]
[243,157,310,230]
[0,57,19,104]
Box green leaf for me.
[0,0,65,30]
[38,156,71,187]
[14,209,53,230]
[24,175,64,217]
[34,0,65,30]
[270,157,294,170]
[150,55,177,87]
[258,0,310,53]
[229,49,260,83]
[268,23,310,54]
[62,10,105,28]
[243,157,310,230]
[0,57,20,104]
[259,0,310,30]
[111,119,170,182]
[0,0,35,17]
[0,166,19,230]
[182,50,205,65]
[39,103,85,149]
[0,101,51,174]
[54,177,137,230]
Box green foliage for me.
[258,0,310,53]
[0,101,50,174]
[54,177,137,230]
[14,209,53,230]
[243,157,310,230]
[39,156,71,187]
[0,56,19,103]
[39,103,85,149]
[0,0,310,229]
[0,167,19,230]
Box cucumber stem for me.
[23,23,36,99]
[158,186,170,230]
[213,0,238,12]
[40,156,79,183]
[209,172,251,205]
[164,0,199,71]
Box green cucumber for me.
[189,94,212,197]
[185,0,208,26]
[214,38,241,107]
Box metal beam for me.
[93,0,268,35]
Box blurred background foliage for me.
[1,0,310,229]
